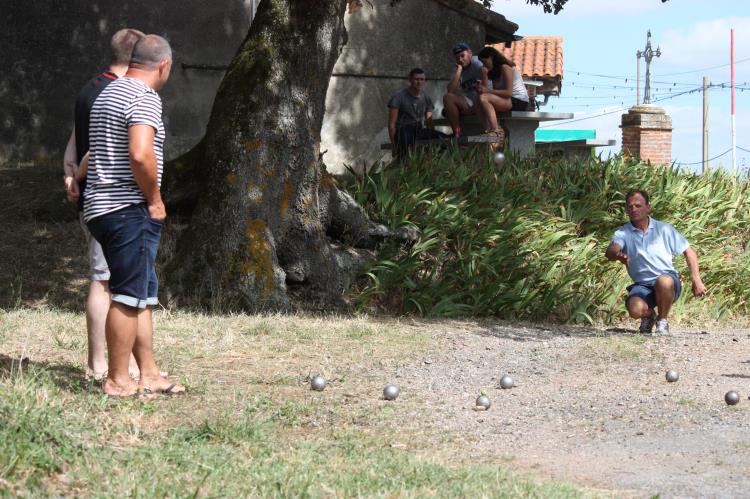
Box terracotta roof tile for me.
[490,36,563,80]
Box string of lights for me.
[561,81,749,93]
[553,84,749,101]
[540,85,720,127]
[564,57,750,80]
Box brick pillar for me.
[620,105,672,165]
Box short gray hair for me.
[110,28,144,66]
[130,35,172,69]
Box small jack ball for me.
[383,384,400,400]
[310,375,327,391]
[500,375,514,389]
[665,370,679,383]
[493,152,505,165]
[725,391,740,405]
[476,395,491,409]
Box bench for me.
[536,138,616,160]
[433,111,574,157]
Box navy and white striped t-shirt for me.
[83,76,165,222]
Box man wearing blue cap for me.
[443,42,484,137]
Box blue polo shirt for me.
[611,217,689,284]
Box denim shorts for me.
[626,273,682,309]
[86,203,163,309]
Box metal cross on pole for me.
[636,30,661,104]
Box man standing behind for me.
[387,67,434,158]
[605,190,707,335]
[442,42,484,137]
[63,28,144,381]
[84,35,183,397]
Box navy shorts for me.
[87,203,163,309]
[626,273,682,309]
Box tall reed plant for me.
[348,149,750,323]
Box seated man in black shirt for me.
[387,68,437,158]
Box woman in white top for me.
[475,46,530,138]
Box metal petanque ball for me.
[725,390,740,406]
[665,370,679,383]
[310,375,327,391]
[499,375,514,389]
[493,152,505,165]
[383,384,400,401]
[476,395,491,410]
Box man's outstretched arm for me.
[605,242,628,265]
[683,246,707,297]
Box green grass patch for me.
[349,150,750,323]
[0,363,585,497]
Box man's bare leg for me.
[86,279,142,380]
[443,94,473,135]
[102,301,139,396]
[86,280,110,379]
[133,307,185,394]
[626,296,652,319]
[654,274,676,320]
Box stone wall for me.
[0,0,253,162]
[2,1,499,176]
[322,0,489,174]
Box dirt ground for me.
[4,163,750,497]
[357,321,750,498]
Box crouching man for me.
[605,189,707,335]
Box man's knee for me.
[626,297,650,319]
[655,274,675,291]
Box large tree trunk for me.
[163,0,381,311]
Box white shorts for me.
[79,212,110,281]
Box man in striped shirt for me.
[63,28,144,383]
[85,34,184,398]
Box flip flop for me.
[105,388,156,401]
[159,384,186,396]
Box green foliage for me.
[350,150,750,322]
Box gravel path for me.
[368,322,750,497]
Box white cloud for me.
[659,17,750,72]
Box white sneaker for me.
[654,319,670,335]
[639,313,656,334]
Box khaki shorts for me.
[79,212,110,281]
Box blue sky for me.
[492,0,749,172]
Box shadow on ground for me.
[0,163,89,311]
[474,323,621,342]
[0,352,93,393]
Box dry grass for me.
[1,307,588,497]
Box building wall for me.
[321,0,486,174]
[0,0,254,162]
[1,0,487,176]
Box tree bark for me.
[163,0,375,311]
